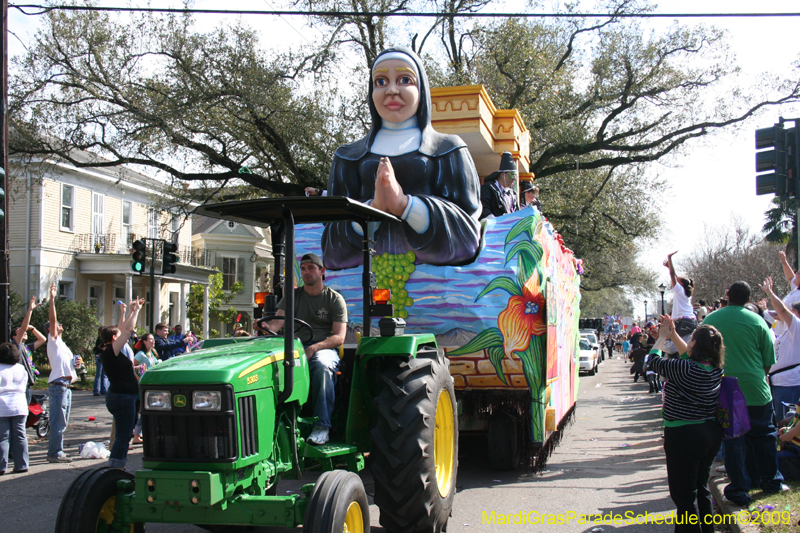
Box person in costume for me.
[321,47,482,269]
[480,151,519,218]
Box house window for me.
[122,201,133,247]
[61,184,74,231]
[222,257,237,291]
[171,213,181,238]
[58,281,74,301]
[88,282,105,322]
[148,209,159,239]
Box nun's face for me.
[372,59,420,124]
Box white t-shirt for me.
[671,283,695,319]
[696,306,708,322]
[0,363,29,417]
[777,281,800,336]
[771,314,800,387]
[47,334,78,384]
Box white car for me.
[580,332,603,362]
[578,338,599,375]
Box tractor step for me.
[303,442,364,472]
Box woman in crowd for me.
[0,343,29,474]
[760,277,800,421]
[646,316,724,533]
[100,298,143,469]
[132,333,159,444]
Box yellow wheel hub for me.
[434,389,455,497]
[97,496,116,527]
[343,501,364,533]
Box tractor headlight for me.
[193,391,221,411]
[144,391,172,411]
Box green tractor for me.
[55,197,458,533]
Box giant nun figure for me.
[321,47,482,269]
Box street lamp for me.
[644,300,648,323]
[659,283,666,315]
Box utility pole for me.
[0,0,10,344]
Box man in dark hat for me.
[255,253,347,445]
[480,151,518,219]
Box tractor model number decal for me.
[247,374,259,385]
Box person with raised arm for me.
[760,276,800,421]
[12,296,45,403]
[662,251,697,356]
[101,298,145,470]
[45,282,79,463]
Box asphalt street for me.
[0,354,676,533]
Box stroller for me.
[26,392,50,438]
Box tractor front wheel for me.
[370,347,457,533]
[303,470,369,533]
[55,466,143,533]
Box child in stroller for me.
[26,392,49,438]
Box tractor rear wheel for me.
[370,347,457,533]
[55,466,144,533]
[303,470,369,533]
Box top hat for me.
[499,151,516,173]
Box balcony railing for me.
[74,233,216,269]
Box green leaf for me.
[506,217,536,244]
[448,327,504,356]
[505,240,543,267]
[488,345,508,385]
[476,276,521,300]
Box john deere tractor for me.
[55,197,457,533]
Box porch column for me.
[125,274,133,303]
[179,283,188,331]
[153,277,162,327]
[203,283,210,339]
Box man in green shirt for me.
[704,281,785,506]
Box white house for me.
[9,151,218,336]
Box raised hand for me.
[28,296,38,311]
[760,276,774,295]
[780,251,788,262]
[50,282,57,300]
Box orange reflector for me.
[373,289,391,304]
[254,291,268,306]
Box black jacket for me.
[480,180,517,219]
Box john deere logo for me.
[174,395,187,408]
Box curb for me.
[709,464,760,533]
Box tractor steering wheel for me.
[256,315,315,346]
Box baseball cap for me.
[301,253,324,268]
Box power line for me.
[10,4,800,19]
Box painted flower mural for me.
[449,217,550,438]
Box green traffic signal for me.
[131,240,146,273]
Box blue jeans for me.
[48,382,72,458]
[93,356,107,395]
[106,392,138,468]
[723,402,784,505]
[309,349,339,429]
[771,384,800,422]
[0,415,29,472]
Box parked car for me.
[580,331,603,362]
[578,338,599,375]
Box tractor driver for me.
[255,253,347,445]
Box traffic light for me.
[162,241,179,275]
[131,240,146,273]
[786,127,800,198]
[755,123,787,197]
